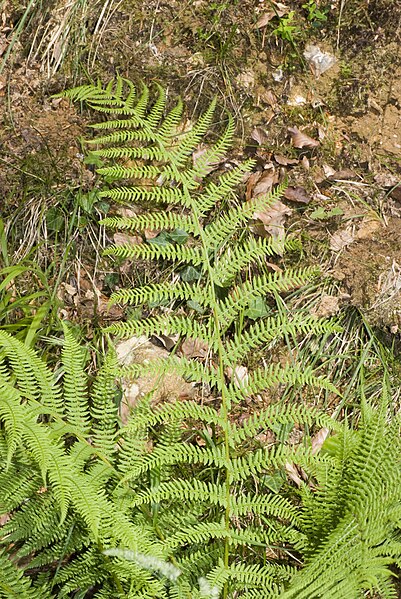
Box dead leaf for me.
[144,229,160,240]
[285,462,304,487]
[311,428,330,454]
[323,164,336,178]
[153,334,179,351]
[251,127,269,145]
[254,2,289,27]
[113,232,142,246]
[330,228,355,252]
[254,200,292,241]
[301,156,310,170]
[311,294,340,318]
[192,144,220,178]
[284,186,311,204]
[274,154,298,166]
[246,171,263,201]
[259,89,277,107]
[226,365,249,387]
[180,337,209,359]
[327,169,358,181]
[390,186,401,202]
[288,127,319,149]
[252,169,278,197]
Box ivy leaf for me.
[244,297,269,320]
[46,207,65,232]
[180,266,201,282]
[168,228,189,245]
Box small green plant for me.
[302,0,329,25]
[273,11,299,43]
[310,206,344,220]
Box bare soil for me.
[1,0,401,335]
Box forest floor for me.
[0,0,401,363]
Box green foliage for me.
[1,78,400,598]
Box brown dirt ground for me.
[0,0,401,335]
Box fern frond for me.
[223,313,341,365]
[100,212,196,235]
[108,281,209,308]
[217,267,318,327]
[204,182,287,250]
[90,350,119,457]
[104,314,212,344]
[61,323,90,436]
[0,330,62,412]
[104,240,203,264]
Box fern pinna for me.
[1,78,401,598]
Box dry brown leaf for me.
[246,171,263,201]
[254,2,288,27]
[311,294,341,318]
[285,462,303,487]
[323,164,336,178]
[284,186,311,204]
[327,169,358,181]
[274,154,298,166]
[288,126,319,149]
[251,127,269,145]
[254,200,292,241]
[180,337,209,359]
[113,232,142,246]
[226,365,249,387]
[143,229,160,240]
[259,89,277,107]
[192,144,220,179]
[252,169,278,197]
[330,228,355,252]
[301,156,310,170]
[311,428,330,454]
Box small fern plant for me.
[2,78,400,598]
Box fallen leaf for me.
[323,164,336,178]
[254,3,288,27]
[288,127,319,149]
[254,200,292,241]
[284,186,311,204]
[259,89,277,107]
[285,462,303,487]
[327,169,358,180]
[251,127,269,145]
[311,294,340,318]
[301,156,310,170]
[180,337,209,359]
[330,228,354,252]
[274,154,298,166]
[226,365,249,387]
[246,171,262,201]
[252,169,278,196]
[192,144,220,178]
[311,428,330,454]
[144,228,160,240]
[113,232,142,246]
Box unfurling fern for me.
[1,77,401,598]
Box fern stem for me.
[184,189,232,599]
